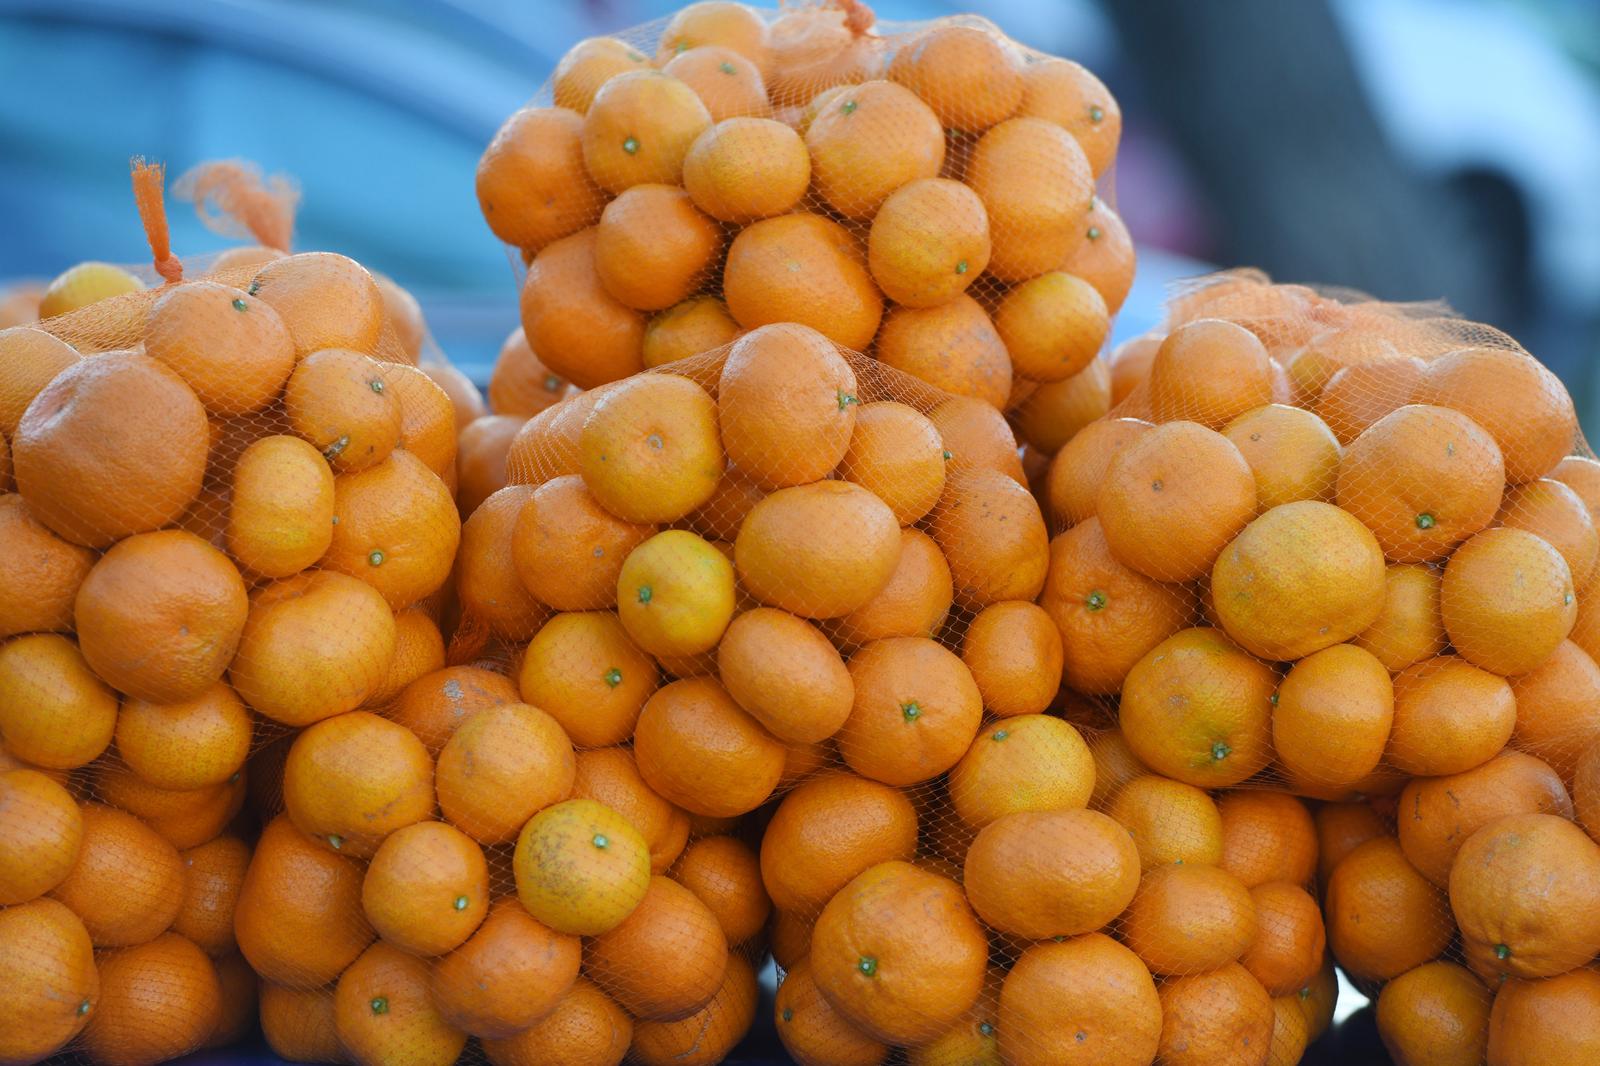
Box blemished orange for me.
[1013,356,1114,456]
[479,976,632,1066]
[1486,967,1600,1066]
[722,212,883,352]
[1222,403,1341,510]
[1315,802,1388,885]
[74,529,247,704]
[0,326,79,436]
[735,479,901,619]
[717,607,852,744]
[1510,639,1600,784]
[581,373,722,523]
[571,746,688,874]
[234,815,374,988]
[961,600,1063,717]
[875,294,1012,411]
[82,933,221,1066]
[1449,812,1600,980]
[282,347,400,473]
[928,467,1051,608]
[0,632,116,770]
[361,821,489,957]
[719,322,858,488]
[964,808,1140,939]
[642,296,741,367]
[1240,881,1326,995]
[1335,404,1505,563]
[259,983,343,1064]
[437,702,575,845]
[0,898,98,1063]
[1325,835,1454,982]
[520,229,645,391]
[593,184,722,312]
[282,711,435,858]
[1106,774,1225,870]
[1389,654,1516,777]
[662,45,770,123]
[489,327,569,420]
[1044,417,1152,526]
[1019,55,1120,174]
[430,895,580,1040]
[171,834,250,956]
[250,251,385,357]
[775,958,890,1066]
[1119,628,1276,789]
[947,715,1093,826]
[0,494,95,639]
[927,393,1026,485]
[1441,526,1575,676]
[839,636,983,787]
[1156,963,1274,1066]
[630,951,758,1066]
[1097,420,1258,582]
[1375,961,1491,1066]
[586,874,727,1021]
[840,401,945,526]
[1419,346,1576,484]
[616,530,736,657]
[829,527,952,647]
[513,797,651,936]
[455,485,547,641]
[50,803,184,948]
[145,280,294,416]
[633,676,784,817]
[1217,790,1319,889]
[669,834,770,946]
[1353,563,1447,672]
[14,350,207,548]
[116,682,252,791]
[321,449,462,609]
[334,941,467,1066]
[805,79,943,220]
[966,116,1095,281]
[1121,861,1258,975]
[1314,355,1427,445]
[683,117,811,223]
[996,272,1109,384]
[890,23,1022,130]
[389,363,458,481]
[581,70,712,193]
[391,664,518,754]
[1498,477,1599,589]
[1272,643,1395,795]
[0,768,82,904]
[867,178,989,308]
[1397,749,1573,888]
[998,934,1160,1066]
[759,770,917,917]
[512,475,653,611]
[811,861,988,1046]
[226,434,335,578]
[519,611,657,748]
[457,414,524,515]
[552,36,651,113]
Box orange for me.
[1297,958,1341,1041]
[1119,628,1276,789]
[683,117,810,223]
[375,273,426,365]
[1106,774,1225,869]
[735,480,901,619]
[1018,55,1119,174]
[616,530,736,657]
[890,23,1020,129]
[811,861,986,1045]
[1098,420,1258,582]
[259,983,343,1064]
[322,450,461,609]
[437,702,574,844]
[1442,526,1575,676]
[90,766,245,852]
[83,933,220,1066]
[840,401,945,525]
[171,834,250,957]
[282,711,435,857]
[145,280,294,416]
[961,601,1063,717]
[1449,812,1600,980]
[552,36,651,114]
[1122,861,1258,975]
[717,607,852,743]
[927,393,1025,485]
[234,814,373,988]
[1325,835,1453,981]
[116,682,251,791]
[1044,417,1152,527]
[472,111,599,248]
[1419,346,1576,483]
[634,676,784,817]
[74,529,247,703]
[1109,332,1159,406]
[929,467,1050,608]
[1354,563,1447,672]
[669,834,769,946]
[250,252,385,357]
[36,260,142,323]
[1149,318,1275,428]
[226,434,335,578]
[995,272,1109,384]
[662,45,770,123]
[1222,404,1340,510]
[1553,453,1600,523]
[875,294,1011,410]
[657,1,770,68]
[759,770,917,917]
[0,633,117,769]
[965,808,1139,938]
[391,664,518,754]
[1240,881,1326,995]
[1272,643,1394,795]
[0,326,79,436]
[805,80,943,220]
[430,895,580,1040]
[903,966,1001,1066]
[839,636,982,786]
[581,373,722,522]
[457,414,524,515]
[1335,404,1505,563]
[722,212,883,351]
[334,941,467,1066]
[14,350,207,547]
[371,609,444,707]
[1500,478,1598,589]
[361,821,488,957]
[0,768,81,904]
[512,475,653,611]
[573,750,690,877]
[1510,639,1600,783]
[967,117,1094,281]
[390,364,457,481]
[488,327,570,418]
[480,976,632,1066]
[582,70,712,193]
[998,934,1159,1066]
[205,951,258,1049]
[829,527,952,646]
[513,796,651,937]
[867,178,989,307]
[1375,961,1490,1066]
[775,958,890,1066]
[1315,801,1387,885]
[0,495,94,639]
[1060,197,1135,315]
[1487,968,1600,1066]
[455,485,546,640]
[1155,963,1274,1066]
[769,909,815,972]
[586,874,726,1021]
[765,6,882,106]
[593,184,722,312]
[521,230,645,390]
[630,951,757,1066]
[642,296,741,367]
[1315,355,1427,445]
[519,612,656,748]
[719,322,858,488]
[282,347,400,473]
[1012,356,1114,455]
[50,803,184,947]
[947,715,1093,826]
[1217,790,1318,889]
[0,898,98,1063]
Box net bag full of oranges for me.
[0,159,475,1066]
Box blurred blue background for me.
[2,0,1599,429]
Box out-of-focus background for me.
[2,0,1599,417]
